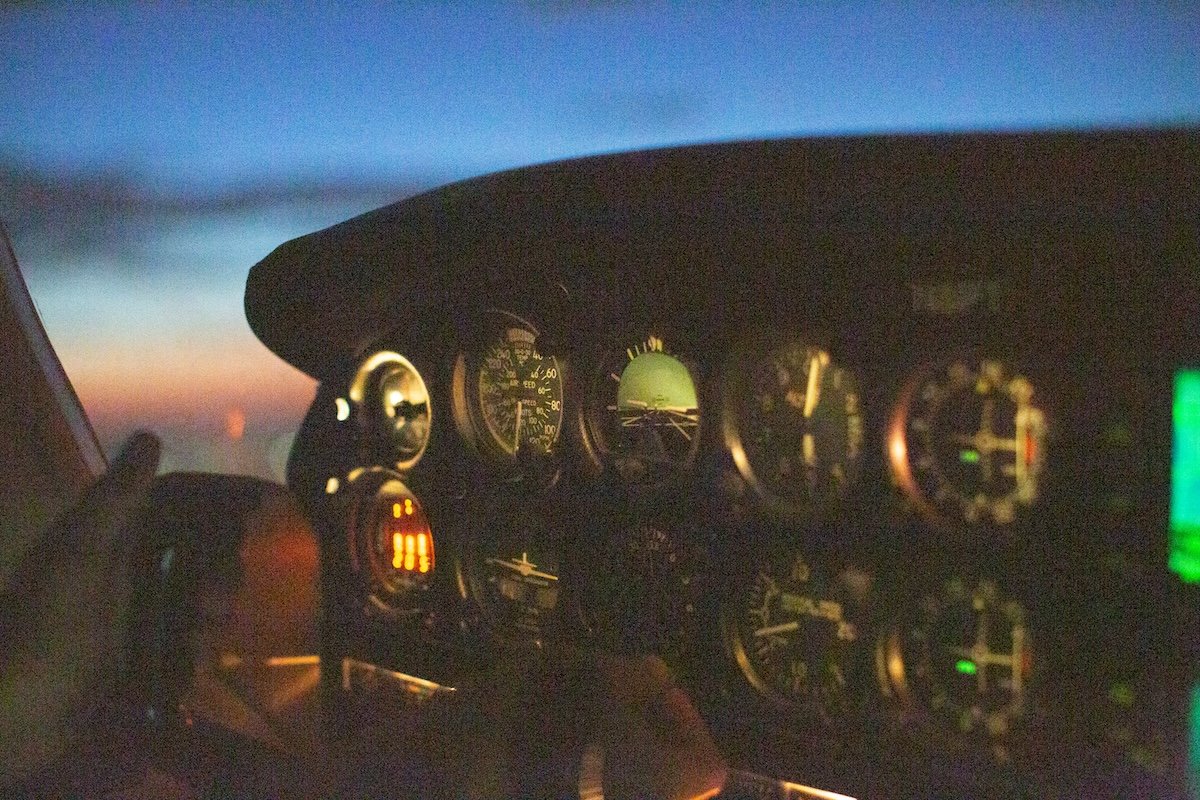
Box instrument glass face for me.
[880,577,1032,740]
[891,358,1047,525]
[730,340,864,514]
[476,325,564,457]
[588,335,701,482]
[465,514,562,640]
[349,476,436,613]
[730,548,874,720]
[352,352,432,471]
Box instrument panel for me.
[260,130,1200,799]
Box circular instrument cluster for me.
[726,544,1034,744]
[331,317,1053,731]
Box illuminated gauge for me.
[582,520,704,656]
[461,512,562,641]
[725,339,864,515]
[453,312,565,465]
[586,335,701,483]
[889,358,1047,525]
[727,548,875,720]
[348,352,432,471]
[347,472,436,614]
[878,577,1032,740]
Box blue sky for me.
[2,1,1198,479]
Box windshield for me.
[3,2,1198,481]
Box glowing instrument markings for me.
[755,621,801,638]
[392,532,431,573]
[803,351,824,417]
[486,552,558,582]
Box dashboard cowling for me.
[247,130,1199,381]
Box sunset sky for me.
[2,2,1198,480]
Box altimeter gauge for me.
[726,339,863,515]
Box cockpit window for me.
[2,3,1197,479]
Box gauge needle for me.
[801,354,822,467]
[754,621,800,638]
[513,400,523,452]
[803,354,821,418]
[947,645,1014,667]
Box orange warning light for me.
[386,494,434,576]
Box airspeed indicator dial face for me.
[477,326,564,456]
[453,311,566,470]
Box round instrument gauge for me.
[878,577,1032,740]
[727,548,875,720]
[581,520,705,656]
[889,357,1048,526]
[347,472,436,614]
[349,352,432,471]
[586,335,701,483]
[453,312,565,465]
[726,339,864,515]
[462,513,562,641]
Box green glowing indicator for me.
[960,450,981,464]
[1188,684,1200,797]
[617,351,698,412]
[1171,370,1200,584]
[1108,682,1135,708]
[955,659,978,676]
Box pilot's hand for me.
[0,432,160,784]
[588,652,727,800]
[348,647,727,800]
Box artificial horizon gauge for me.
[878,577,1032,741]
[452,311,565,465]
[728,548,875,720]
[346,472,436,614]
[725,339,864,515]
[348,352,432,471]
[586,335,701,483]
[889,357,1047,526]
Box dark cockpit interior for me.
[2,127,1199,799]
[232,128,1199,798]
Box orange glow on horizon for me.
[225,407,246,439]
